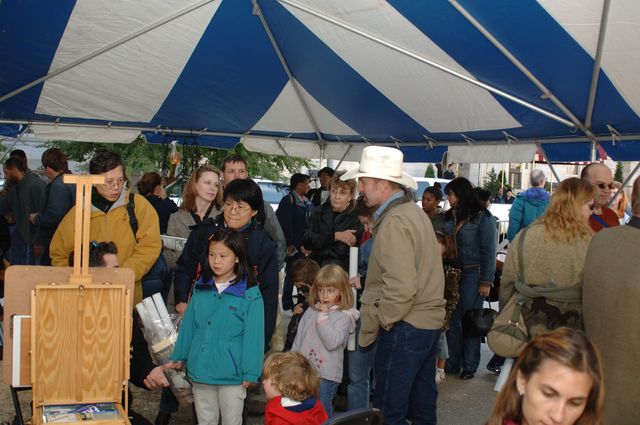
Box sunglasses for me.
[595,183,615,190]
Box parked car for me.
[254,179,290,212]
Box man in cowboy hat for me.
[342,146,445,424]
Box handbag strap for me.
[516,227,529,283]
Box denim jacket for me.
[442,210,497,284]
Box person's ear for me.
[516,370,526,397]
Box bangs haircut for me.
[307,264,353,310]
[180,165,222,212]
[200,228,256,286]
[89,150,126,176]
[223,178,265,224]
[263,352,320,401]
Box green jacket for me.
[171,277,264,385]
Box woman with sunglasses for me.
[499,178,596,340]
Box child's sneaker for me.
[435,368,446,384]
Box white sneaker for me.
[435,368,446,384]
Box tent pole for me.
[537,143,561,183]
[590,141,598,162]
[585,0,612,129]
[252,0,325,147]
[0,0,215,104]
[279,0,574,128]
[334,144,353,171]
[0,125,30,163]
[607,161,640,207]
[274,139,290,157]
[448,0,596,141]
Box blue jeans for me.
[446,266,483,374]
[347,320,377,410]
[319,378,339,417]
[374,321,440,425]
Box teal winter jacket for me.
[507,188,550,241]
[171,276,264,385]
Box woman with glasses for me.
[174,178,278,353]
[442,177,497,380]
[302,171,363,272]
[499,178,596,341]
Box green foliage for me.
[43,137,312,181]
[425,164,435,178]
[483,167,511,196]
[614,162,624,183]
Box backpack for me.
[127,194,169,299]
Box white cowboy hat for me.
[341,146,417,190]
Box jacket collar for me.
[194,275,249,297]
[628,216,640,229]
[91,187,128,213]
[371,192,413,231]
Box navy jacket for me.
[276,192,310,250]
[145,194,179,234]
[302,202,363,271]
[174,214,278,352]
[34,172,76,245]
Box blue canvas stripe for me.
[0,0,76,120]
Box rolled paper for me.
[347,246,359,351]
[349,247,358,278]
[152,293,173,333]
[142,296,167,340]
[135,303,148,326]
[494,357,514,392]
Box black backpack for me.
[126,194,169,299]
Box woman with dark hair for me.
[174,178,278,352]
[486,328,604,425]
[136,172,178,235]
[442,177,497,380]
[302,172,363,272]
[422,185,444,232]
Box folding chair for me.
[322,407,383,425]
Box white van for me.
[413,177,451,208]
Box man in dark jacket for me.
[276,173,312,310]
[29,148,76,265]
[0,156,46,264]
[308,166,334,206]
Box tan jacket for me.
[583,222,640,425]
[359,193,445,347]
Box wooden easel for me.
[2,174,135,425]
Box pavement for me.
[0,342,497,425]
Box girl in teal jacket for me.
[169,228,264,425]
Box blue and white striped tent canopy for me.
[2,0,640,162]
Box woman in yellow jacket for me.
[50,150,161,305]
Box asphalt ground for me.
[1,343,497,425]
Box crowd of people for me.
[1,145,639,425]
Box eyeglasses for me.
[331,188,352,197]
[224,201,252,214]
[102,177,125,188]
[595,183,615,190]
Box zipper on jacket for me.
[227,348,239,376]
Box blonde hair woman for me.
[499,178,596,337]
[486,328,604,425]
